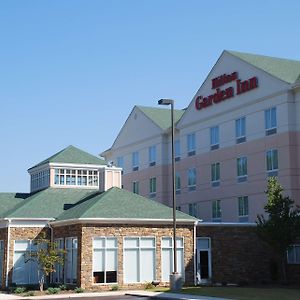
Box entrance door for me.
[196,238,211,284]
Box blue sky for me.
[1,0,300,192]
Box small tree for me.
[25,232,66,291]
[256,177,300,283]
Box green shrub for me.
[23,291,35,297]
[111,284,119,291]
[144,281,155,289]
[47,287,61,294]
[59,284,67,290]
[74,287,84,293]
[14,287,26,294]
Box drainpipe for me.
[5,219,11,289]
[193,221,197,286]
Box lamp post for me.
[158,99,182,291]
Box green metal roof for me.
[137,106,185,130]
[0,193,29,218]
[227,50,300,84]
[4,188,98,219]
[56,187,196,221]
[29,145,107,170]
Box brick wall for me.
[53,223,195,290]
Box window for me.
[52,239,64,284]
[161,237,184,282]
[54,169,98,187]
[265,107,277,135]
[31,169,50,191]
[117,157,124,174]
[287,245,300,264]
[211,163,220,187]
[132,181,139,194]
[123,237,156,283]
[149,146,156,166]
[187,168,196,191]
[0,241,4,284]
[189,203,198,217]
[93,237,118,284]
[175,140,181,161]
[132,152,139,171]
[176,206,181,211]
[237,157,247,182]
[210,126,219,150]
[236,117,246,143]
[149,177,156,197]
[212,200,221,222]
[12,240,38,284]
[238,196,249,222]
[266,149,278,176]
[65,237,77,284]
[175,172,181,195]
[187,133,196,156]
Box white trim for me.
[49,163,107,169]
[5,219,11,288]
[197,221,256,227]
[193,222,197,286]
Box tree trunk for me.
[39,274,45,292]
[281,253,287,284]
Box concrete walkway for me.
[0,290,231,300]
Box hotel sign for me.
[195,72,258,110]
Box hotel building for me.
[101,50,300,223]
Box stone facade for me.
[0,227,8,289]
[53,223,195,290]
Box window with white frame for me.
[52,239,64,284]
[54,169,98,187]
[237,157,247,182]
[12,240,39,284]
[265,107,277,135]
[0,241,4,285]
[123,237,156,283]
[132,181,139,194]
[93,237,118,284]
[210,126,219,150]
[161,237,184,282]
[149,177,156,197]
[132,152,139,171]
[211,163,220,186]
[266,149,278,176]
[175,140,181,161]
[31,169,50,191]
[236,117,246,143]
[287,245,300,264]
[175,172,181,194]
[65,237,77,284]
[212,200,221,221]
[149,145,156,166]
[189,203,198,217]
[187,133,196,156]
[187,168,196,191]
[238,196,249,222]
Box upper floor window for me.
[236,117,246,143]
[212,200,221,222]
[187,168,196,191]
[187,133,196,156]
[149,177,156,198]
[54,169,98,187]
[31,169,50,191]
[149,145,156,166]
[132,181,139,194]
[211,163,220,187]
[189,203,198,217]
[287,245,300,264]
[117,156,124,169]
[266,149,278,176]
[238,196,249,222]
[132,151,139,171]
[175,140,181,161]
[210,126,219,150]
[175,172,181,195]
[265,107,277,135]
[237,156,247,182]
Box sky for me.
[1,0,300,192]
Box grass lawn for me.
[153,286,300,300]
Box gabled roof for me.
[56,187,196,222]
[137,106,185,130]
[0,193,29,218]
[227,50,300,84]
[3,188,98,219]
[29,145,106,171]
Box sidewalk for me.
[0,290,231,300]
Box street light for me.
[158,99,182,291]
